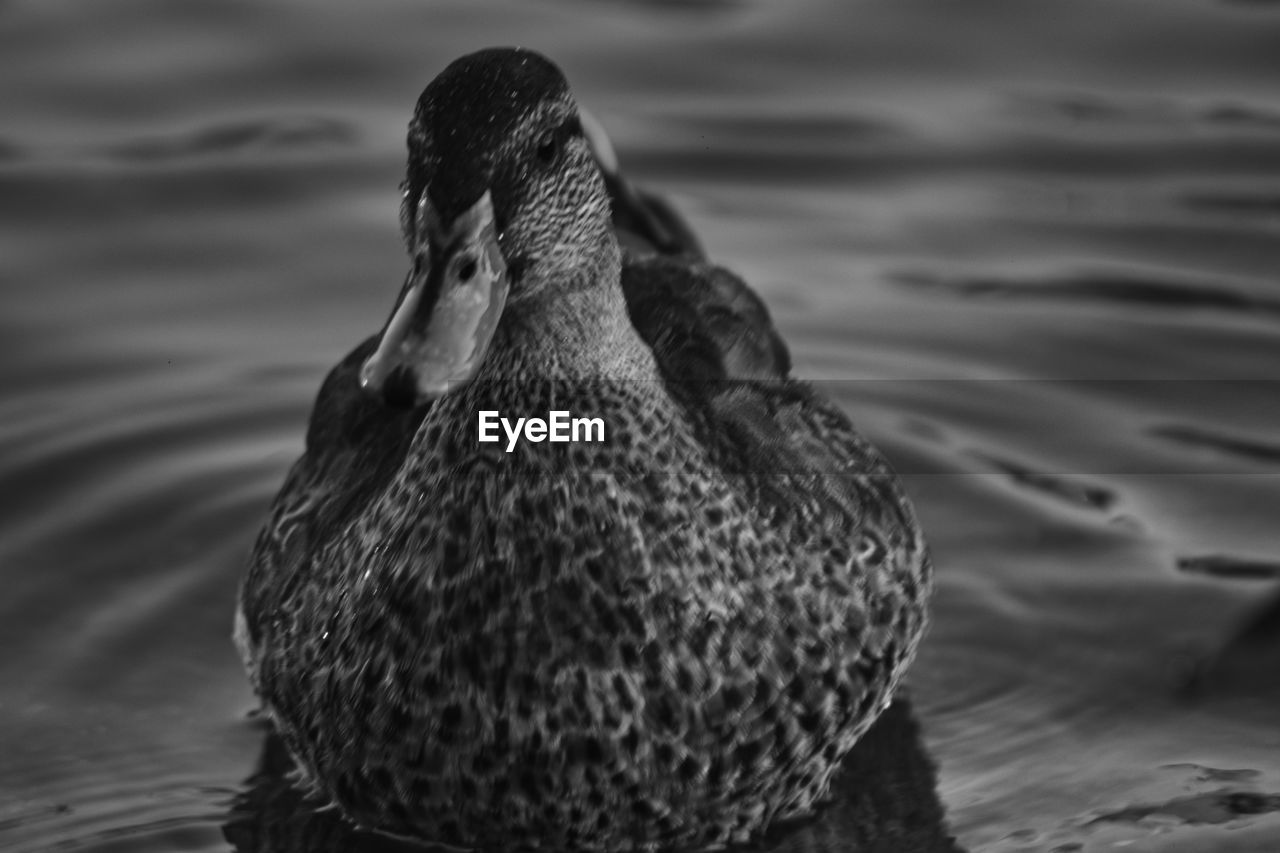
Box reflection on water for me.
[2,0,1280,851]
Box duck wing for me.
[238,338,428,667]
[621,254,904,536]
[601,135,863,517]
[607,173,706,260]
[621,254,791,382]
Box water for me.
[3,0,1280,850]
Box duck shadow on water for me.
[222,697,962,853]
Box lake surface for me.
[3,0,1280,850]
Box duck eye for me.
[535,132,558,165]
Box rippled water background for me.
[4,0,1280,850]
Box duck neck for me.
[479,244,655,383]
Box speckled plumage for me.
[236,47,932,853]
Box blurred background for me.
[2,0,1279,850]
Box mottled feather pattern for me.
[241,345,930,852]
[238,46,933,853]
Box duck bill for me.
[359,190,508,406]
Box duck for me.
[235,46,933,853]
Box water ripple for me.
[0,136,24,161]
[0,756,238,853]
[1152,424,1280,465]
[1015,91,1280,134]
[1181,189,1280,221]
[1178,554,1280,580]
[970,450,1118,513]
[1087,790,1280,827]
[105,116,357,163]
[895,269,1280,319]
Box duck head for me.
[360,47,617,407]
